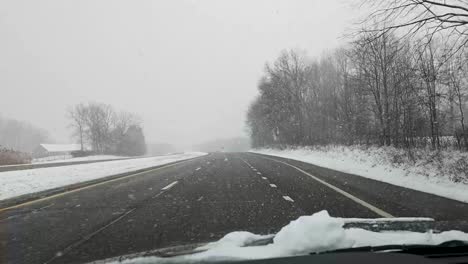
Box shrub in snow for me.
[0,147,31,165]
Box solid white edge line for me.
[258,156,394,218]
[161,181,179,191]
[283,196,294,202]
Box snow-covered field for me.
[32,155,127,164]
[0,152,206,201]
[111,210,468,262]
[252,146,468,203]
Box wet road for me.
[1,152,468,263]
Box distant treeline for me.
[146,143,176,156]
[68,102,146,156]
[247,1,468,151]
[194,137,250,152]
[0,116,48,153]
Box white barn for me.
[32,144,83,158]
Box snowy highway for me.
[1,152,468,264]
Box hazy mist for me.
[1,0,359,149]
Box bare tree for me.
[112,111,142,154]
[67,102,145,156]
[416,42,443,148]
[67,103,88,151]
[361,0,468,58]
[85,103,115,154]
[118,125,146,156]
[444,52,468,149]
[247,32,468,151]
[350,33,402,145]
[264,50,311,145]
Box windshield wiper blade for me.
[314,240,468,256]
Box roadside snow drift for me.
[32,155,127,164]
[0,152,206,201]
[109,210,468,263]
[252,147,468,203]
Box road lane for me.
[247,155,394,218]
[241,154,380,219]
[0,156,207,264]
[247,152,468,221]
[58,153,305,263]
[1,152,467,264]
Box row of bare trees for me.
[247,0,468,151]
[68,102,146,156]
[0,116,48,153]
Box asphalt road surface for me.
[1,152,468,264]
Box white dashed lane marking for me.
[254,155,395,218]
[161,181,178,191]
[240,157,297,207]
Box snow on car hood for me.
[101,210,468,263]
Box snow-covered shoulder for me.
[0,152,207,201]
[251,146,468,203]
[32,155,128,164]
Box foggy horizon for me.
[1,0,359,149]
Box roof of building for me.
[39,144,82,152]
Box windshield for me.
[1,1,468,263]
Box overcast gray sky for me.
[0,0,360,148]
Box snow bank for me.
[251,146,468,203]
[111,210,468,263]
[32,155,127,164]
[0,152,206,201]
